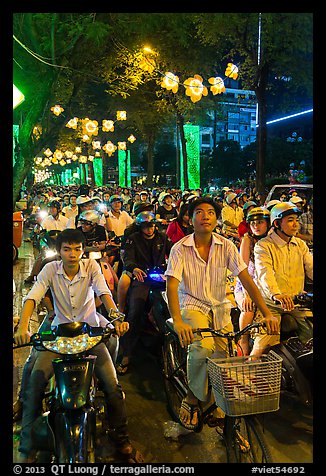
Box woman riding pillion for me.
[234,206,271,355]
[165,197,279,431]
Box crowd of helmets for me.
[17,182,312,226]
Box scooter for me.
[13,310,124,463]
[143,267,170,336]
[269,293,313,406]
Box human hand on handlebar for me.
[273,293,295,311]
[262,314,280,335]
[113,320,129,337]
[14,327,31,346]
[174,321,195,348]
[132,267,147,282]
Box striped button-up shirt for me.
[165,232,247,329]
[23,259,112,328]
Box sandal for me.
[116,445,145,463]
[116,362,129,375]
[179,399,201,431]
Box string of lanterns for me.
[34,109,136,168]
[138,52,239,103]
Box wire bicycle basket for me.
[207,350,282,417]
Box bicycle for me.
[162,319,282,463]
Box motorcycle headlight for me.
[148,272,165,282]
[45,250,57,258]
[43,334,102,354]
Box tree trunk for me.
[88,160,95,187]
[146,133,155,187]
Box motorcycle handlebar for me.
[13,320,121,351]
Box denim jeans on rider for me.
[19,343,129,457]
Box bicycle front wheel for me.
[162,332,188,421]
[224,415,272,463]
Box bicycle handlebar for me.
[193,321,266,341]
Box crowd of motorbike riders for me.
[13,181,313,463]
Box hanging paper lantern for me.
[208,77,226,95]
[66,117,79,129]
[44,148,53,157]
[53,150,63,161]
[128,134,136,143]
[92,140,102,150]
[82,118,98,136]
[118,141,127,151]
[65,150,73,158]
[184,75,208,103]
[161,72,179,93]
[225,63,239,80]
[102,120,114,132]
[117,111,127,121]
[51,105,64,116]
[103,141,117,156]
[75,146,82,153]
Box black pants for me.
[120,281,151,359]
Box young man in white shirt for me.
[253,202,313,356]
[165,197,279,431]
[14,228,143,463]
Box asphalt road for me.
[13,235,313,465]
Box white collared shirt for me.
[165,232,247,329]
[23,259,112,328]
[107,209,133,236]
[40,214,69,231]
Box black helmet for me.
[109,194,123,204]
[246,207,270,224]
[47,200,61,211]
[133,201,154,216]
[135,211,156,226]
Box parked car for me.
[264,184,313,206]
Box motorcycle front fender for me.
[53,408,96,463]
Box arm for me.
[166,276,194,347]
[14,299,36,345]
[238,268,279,334]
[99,293,129,337]
[104,215,113,232]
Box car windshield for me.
[266,185,313,204]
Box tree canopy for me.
[13,13,312,203]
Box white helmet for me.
[266,199,281,211]
[79,210,100,224]
[289,196,303,204]
[226,192,237,204]
[270,202,302,226]
[76,195,93,205]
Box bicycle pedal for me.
[236,431,250,453]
